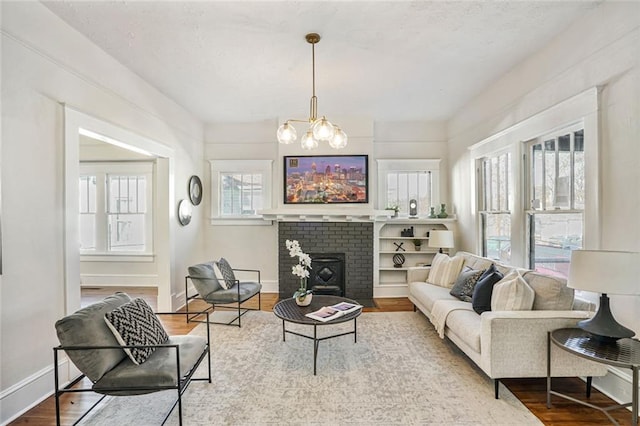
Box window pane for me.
[573,130,585,209]
[79,214,96,250]
[79,176,96,213]
[385,171,433,215]
[530,212,583,278]
[532,144,543,209]
[490,157,499,210]
[483,212,511,263]
[556,134,571,209]
[386,173,399,208]
[108,214,145,252]
[221,172,263,215]
[418,172,430,215]
[483,160,491,211]
[544,139,556,209]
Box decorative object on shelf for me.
[385,204,399,218]
[428,230,454,253]
[392,253,405,268]
[276,33,347,150]
[437,204,448,218]
[409,199,418,218]
[393,241,406,252]
[188,175,202,206]
[177,199,192,226]
[286,239,314,306]
[568,250,640,341]
[400,227,414,237]
[428,207,437,218]
[413,239,422,251]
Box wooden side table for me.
[547,328,640,426]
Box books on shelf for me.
[305,301,363,322]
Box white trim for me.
[64,106,175,313]
[209,159,273,224]
[80,254,155,262]
[80,274,158,287]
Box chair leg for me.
[586,376,592,398]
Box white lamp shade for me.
[568,250,640,295]
[428,230,454,249]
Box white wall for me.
[447,0,639,405]
[0,3,205,423]
[203,118,448,293]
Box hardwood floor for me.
[11,287,635,425]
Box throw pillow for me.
[471,264,504,314]
[450,266,486,302]
[427,253,465,288]
[215,258,237,290]
[104,298,169,365]
[491,271,535,311]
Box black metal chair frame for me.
[53,311,211,426]
[185,268,261,328]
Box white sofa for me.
[408,251,608,398]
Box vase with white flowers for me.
[286,239,313,306]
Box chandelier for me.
[276,33,347,150]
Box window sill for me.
[209,216,272,226]
[80,253,155,262]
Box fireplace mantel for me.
[259,209,393,222]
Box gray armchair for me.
[53,292,211,425]
[185,258,262,327]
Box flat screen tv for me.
[284,155,369,204]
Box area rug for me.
[80,311,542,425]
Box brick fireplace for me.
[278,222,374,304]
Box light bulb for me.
[277,122,297,144]
[329,126,348,149]
[300,130,318,150]
[312,117,335,141]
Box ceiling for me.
[43,1,601,124]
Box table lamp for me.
[428,230,454,254]
[568,250,640,341]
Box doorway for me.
[64,106,175,314]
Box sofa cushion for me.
[409,282,458,312]
[55,292,131,382]
[427,253,464,288]
[449,266,486,302]
[471,264,504,314]
[104,298,169,365]
[522,271,574,310]
[216,258,236,289]
[188,262,222,298]
[445,309,482,353]
[491,271,535,311]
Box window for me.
[210,160,273,225]
[377,159,440,216]
[79,162,154,255]
[527,126,584,278]
[479,152,512,263]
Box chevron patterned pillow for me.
[104,298,169,365]
[216,258,237,289]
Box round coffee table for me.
[273,295,362,375]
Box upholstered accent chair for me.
[53,292,211,425]
[185,259,262,327]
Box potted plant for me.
[413,239,422,251]
[286,239,313,306]
[385,204,400,218]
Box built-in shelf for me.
[376,219,455,289]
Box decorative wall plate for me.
[188,175,202,206]
[177,199,192,226]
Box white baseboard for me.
[0,357,76,425]
[80,274,158,287]
[374,285,409,298]
[592,366,638,412]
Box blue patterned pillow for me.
[104,298,169,365]
[216,258,237,289]
[450,266,486,302]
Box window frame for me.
[209,159,273,225]
[376,159,441,216]
[477,150,513,262]
[79,161,155,260]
